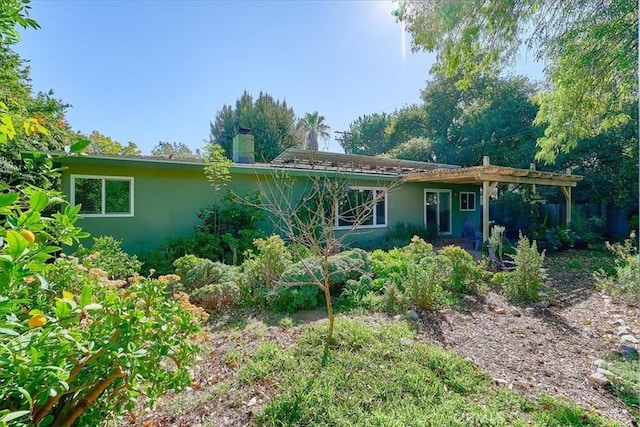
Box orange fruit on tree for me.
[28,314,47,328]
[20,230,36,244]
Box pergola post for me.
[481,156,498,242]
[561,167,573,225]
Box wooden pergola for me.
[403,156,583,242]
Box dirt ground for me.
[130,250,639,426]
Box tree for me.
[297,111,330,151]
[383,105,428,150]
[396,0,638,163]
[151,141,198,159]
[235,170,399,342]
[421,73,541,167]
[0,0,39,44]
[0,44,78,189]
[342,112,392,155]
[85,130,141,156]
[383,137,435,162]
[209,91,302,162]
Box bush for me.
[438,245,487,294]
[279,248,372,293]
[240,235,293,305]
[269,285,322,313]
[492,234,546,305]
[594,232,639,303]
[173,255,239,311]
[74,236,142,279]
[372,236,437,292]
[0,190,204,426]
[403,263,448,310]
[338,275,383,312]
[138,233,223,276]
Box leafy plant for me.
[438,245,487,294]
[593,232,639,303]
[173,255,239,311]
[74,235,142,280]
[492,234,546,305]
[240,235,293,305]
[0,190,205,426]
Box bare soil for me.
[130,250,639,427]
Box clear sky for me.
[16,1,543,155]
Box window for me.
[336,187,386,229]
[460,192,476,211]
[71,175,134,217]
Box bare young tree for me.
[237,168,400,342]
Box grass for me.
[248,317,617,426]
[605,353,640,421]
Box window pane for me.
[468,194,475,210]
[461,194,469,210]
[375,191,386,225]
[105,180,131,214]
[75,178,101,214]
[439,192,450,233]
[338,189,373,227]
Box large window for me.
[336,187,386,229]
[71,175,134,217]
[460,192,476,211]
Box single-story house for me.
[55,133,582,254]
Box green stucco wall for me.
[58,156,481,254]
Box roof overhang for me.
[403,165,582,187]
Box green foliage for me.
[240,235,293,305]
[84,130,141,156]
[0,190,204,426]
[269,284,321,313]
[173,255,239,311]
[0,0,40,44]
[151,141,198,159]
[74,236,142,280]
[279,248,372,292]
[397,0,637,164]
[493,234,546,305]
[203,142,232,192]
[297,111,330,151]
[593,233,639,303]
[438,245,487,294]
[603,353,640,420]
[383,136,435,162]
[338,275,383,312]
[138,233,222,276]
[208,91,302,163]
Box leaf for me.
[5,230,27,260]
[29,191,49,211]
[83,303,102,311]
[80,285,92,309]
[0,410,30,423]
[69,139,91,153]
[0,193,18,208]
[0,327,18,336]
[55,300,72,318]
[62,290,74,301]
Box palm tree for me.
[297,111,330,151]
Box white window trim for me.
[424,188,452,235]
[460,192,476,211]
[70,174,135,217]
[335,186,388,230]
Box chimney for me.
[232,127,255,164]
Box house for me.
[55,133,581,254]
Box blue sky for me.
[16,1,542,155]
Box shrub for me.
[269,285,322,313]
[594,232,639,303]
[240,235,293,305]
[173,255,239,310]
[492,234,546,304]
[279,248,372,293]
[0,190,204,426]
[74,236,142,279]
[438,245,487,294]
[372,237,437,292]
[403,263,449,310]
[338,275,383,312]
[138,233,223,276]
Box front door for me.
[424,189,451,235]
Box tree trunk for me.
[322,251,334,342]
